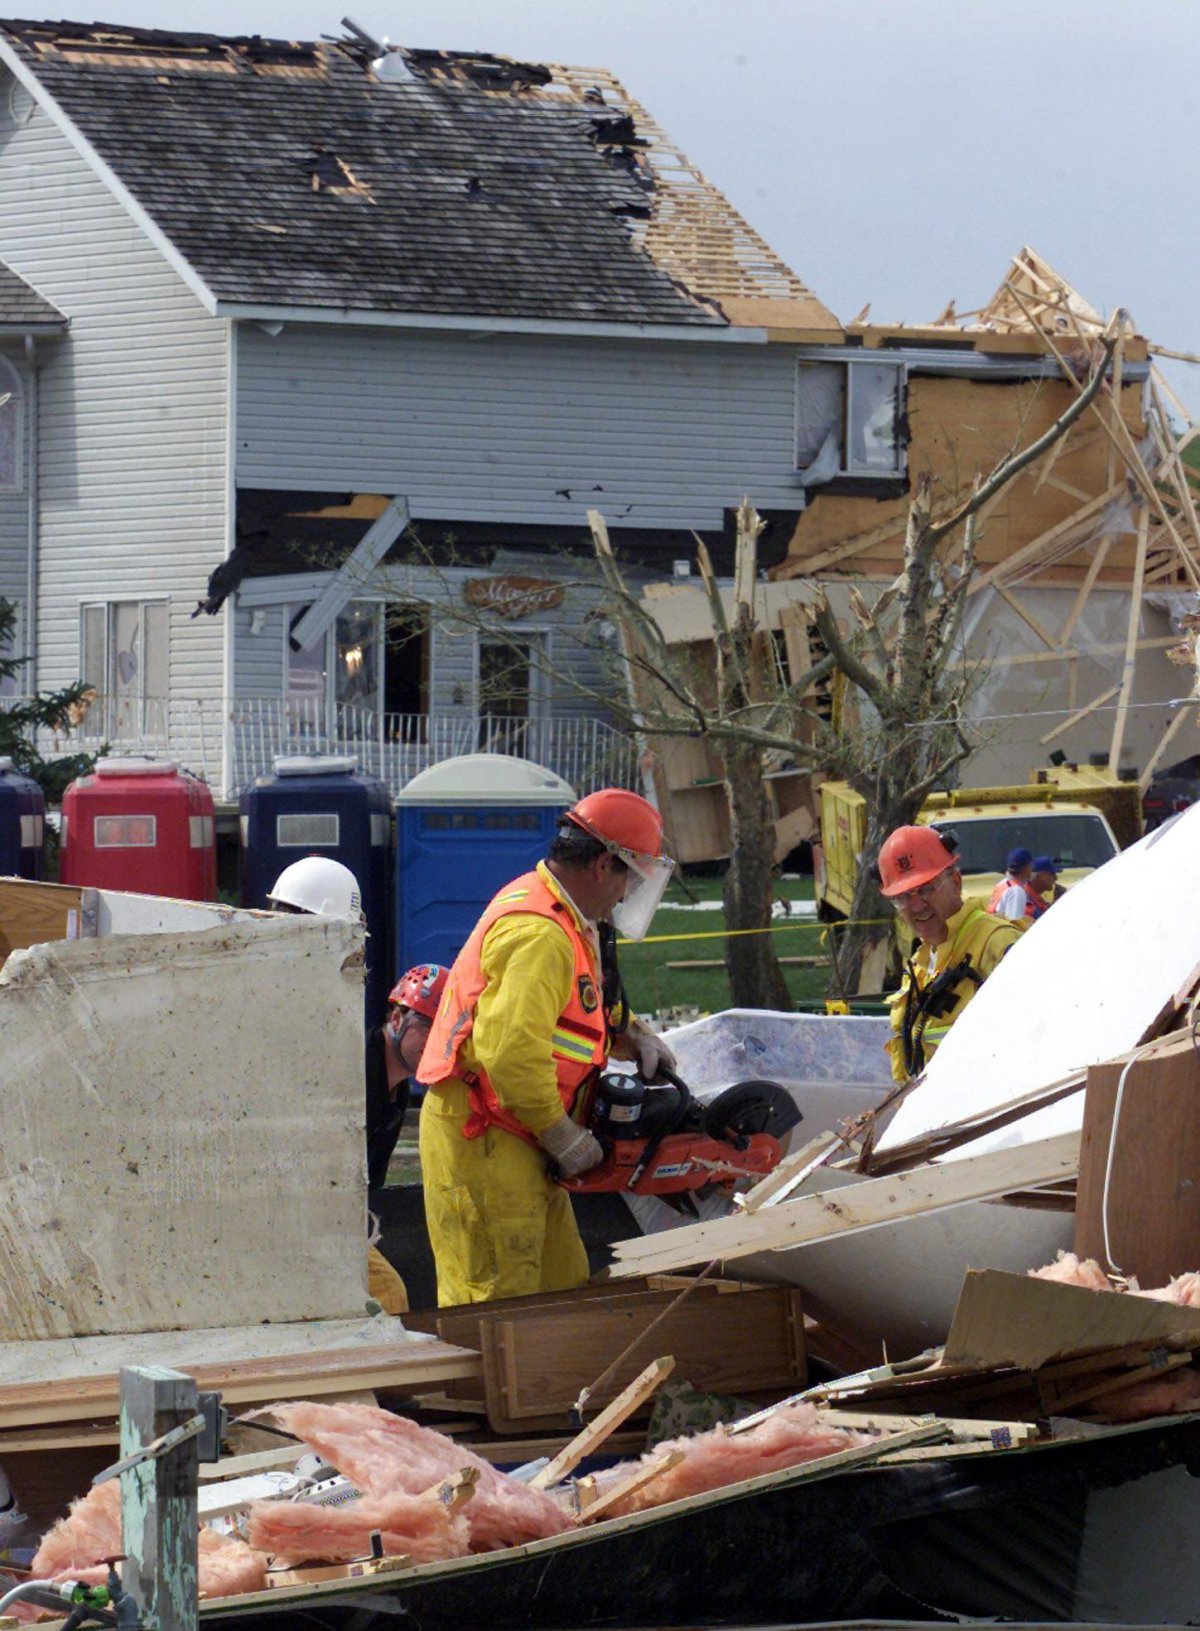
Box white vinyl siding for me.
[236,324,807,531]
[0,86,229,709]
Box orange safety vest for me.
[986,876,1046,921]
[421,869,609,1146]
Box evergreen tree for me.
[0,597,97,802]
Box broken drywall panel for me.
[0,914,366,1340]
[877,803,1200,1161]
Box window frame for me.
[795,356,906,479]
[78,597,170,738]
[286,597,431,721]
[0,355,24,495]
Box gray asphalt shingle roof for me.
[0,258,65,327]
[0,19,826,327]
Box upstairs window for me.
[0,357,23,492]
[796,359,905,481]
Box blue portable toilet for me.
[395,754,576,977]
[240,754,393,1024]
[0,757,45,879]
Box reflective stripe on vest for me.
[420,868,608,1145]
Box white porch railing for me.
[12,694,638,801]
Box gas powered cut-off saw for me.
[557,1067,802,1198]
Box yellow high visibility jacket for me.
[887,901,1022,1084]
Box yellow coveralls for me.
[887,901,1021,1084]
[419,865,597,1306]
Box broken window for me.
[289,600,429,726]
[477,635,545,755]
[80,598,168,738]
[0,357,23,491]
[796,359,905,482]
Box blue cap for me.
[1006,847,1033,872]
[1032,854,1060,874]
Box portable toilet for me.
[394,754,576,976]
[0,757,45,879]
[240,755,393,1024]
[61,758,216,900]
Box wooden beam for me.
[118,1366,199,1631]
[576,1449,685,1522]
[288,495,411,652]
[527,1357,674,1491]
[601,1131,1081,1280]
[736,1131,845,1214]
[993,583,1059,651]
[1039,683,1119,746]
[1060,532,1114,646]
[970,480,1126,595]
[1139,703,1198,792]
[1108,508,1150,772]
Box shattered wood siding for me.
[0,92,228,703]
[235,325,807,531]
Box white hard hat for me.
[268,856,362,919]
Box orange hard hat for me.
[564,788,664,860]
[877,825,956,897]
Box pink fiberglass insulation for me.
[31,1478,266,1600]
[256,1401,570,1551]
[1029,1252,1113,1291]
[1094,1366,1200,1421]
[246,1484,470,1566]
[1137,1271,1200,1306]
[597,1401,871,1518]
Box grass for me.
[617,872,838,1019]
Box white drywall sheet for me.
[0,914,367,1339]
[878,805,1200,1159]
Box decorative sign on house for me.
[464,575,565,620]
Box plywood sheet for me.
[0,877,86,962]
[942,1269,1200,1372]
[0,915,367,1339]
[878,806,1200,1160]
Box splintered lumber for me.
[736,1131,844,1213]
[529,1357,675,1490]
[601,1131,1081,1280]
[576,1449,685,1522]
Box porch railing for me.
[8,693,638,802]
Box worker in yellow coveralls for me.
[879,825,1022,1084]
[418,789,675,1305]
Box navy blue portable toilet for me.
[0,757,45,879]
[394,754,576,977]
[240,754,393,1024]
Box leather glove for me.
[634,1029,677,1082]
[539,1113,605,1178]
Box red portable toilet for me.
[61,757,217,901]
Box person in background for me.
[880,825,1023,1084]
[367,963,448,1190]
[418,789,676,1306]
[1030,854,1066,907]
[268,857,409,1316]
[986,846,1046,924]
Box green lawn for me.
[617,873,840,1019]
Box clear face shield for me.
[610,849,674,942]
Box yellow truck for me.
[814,763,1142,922]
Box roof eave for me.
[216,301,767,343]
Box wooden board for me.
[602,1130,1081,1280]
[1075,1035,1200,1286]
[481,1288,806,1433]
[942,1268,1200,1372]
[0,1341,481,1430]
[0,877,87,962]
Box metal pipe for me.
[23,334,37,693]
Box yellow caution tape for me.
[621,917,891,946]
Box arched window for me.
[0,357,22,492]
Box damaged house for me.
[0,16,860,797]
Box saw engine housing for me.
[559,1070,802,1196]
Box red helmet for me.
[878,826,956,898]
[389,963,448,1020]
[565,788,664,860]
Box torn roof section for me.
[0,17,841,335]
[0,259,66,331]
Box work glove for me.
[539,1113,605,1179]
[634,1029,677,1083]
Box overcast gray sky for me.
[32,0,1200,405]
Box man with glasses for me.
[878,825,1022,1084]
